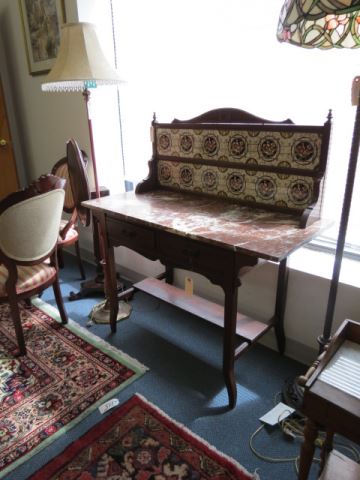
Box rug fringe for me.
[133,393,260,479]
[31,297,149,374]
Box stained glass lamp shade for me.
[277,0,360,350]
[277,0,360,49]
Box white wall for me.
[1,0,359,367]
[0,0,87,181]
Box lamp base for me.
[282,376,304,412]
[68,273,123,301]
[89,299,132,324]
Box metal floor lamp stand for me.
[283,79,360,410]
[318,79,360,350]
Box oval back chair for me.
[51,140,90,279]
[0,174,68,355]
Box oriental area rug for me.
[0,299,147,478]
[30,393,259,480]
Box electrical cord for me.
[249,391,360,475]
[249,423,304,464]
[280,417,360,463]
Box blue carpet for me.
[7,254,323,479]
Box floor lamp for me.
[277,0,360,408]
[42,22,129,324]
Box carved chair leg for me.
[24,298,32,308]
[57,246,65,269]
[52,278,68,324]
[74,240,86,280]
[7,292,26,356]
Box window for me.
[95,0,360,252]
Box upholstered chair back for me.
[0,189,65,262]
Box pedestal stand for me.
[69,186,123,301]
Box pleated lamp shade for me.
[41,22,122,92]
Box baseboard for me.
[259,332,317,367]
[67,246,143,285]
[76,246,96,267]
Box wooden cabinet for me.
[0,77,19,199]
[298,319,360,479]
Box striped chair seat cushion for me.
[0,263,56,296]
[58,220,78,245]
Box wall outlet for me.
[185,276,193,295]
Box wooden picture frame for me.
[19,0,66,75]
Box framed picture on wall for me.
[19,0,66,75]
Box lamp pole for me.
[83,88,100,199]
[319,80,360,351]
[277,0,360,408]
[41,22,127,324]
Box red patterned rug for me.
[30,393,259,480]
[0,299,147,478]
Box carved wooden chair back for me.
[51,140,90,279]
[0,174,68,355]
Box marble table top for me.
[83,189,329,261]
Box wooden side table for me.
[298,319,360,479]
